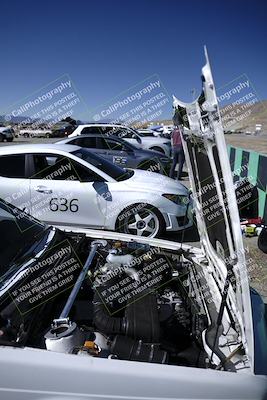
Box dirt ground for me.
[222,134,267,301]
[225,133,267,155]
[243,236,267,303]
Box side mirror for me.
[92,182,112,201]
[134,134,142,144]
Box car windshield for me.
[72,148,134,181]
[0,200,47,275]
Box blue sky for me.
[0,0,266,121]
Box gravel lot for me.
[226,133,267,154]
[243,236,267,303]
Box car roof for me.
[78,124,133,129]
[80,122,123,125]
[0,143,81,155]
[60,134,126,142]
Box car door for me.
[0,154,31,212]
[100,137,131,167]
[73,137,108,159]
[29,153,107,228]
[115,128,142,148]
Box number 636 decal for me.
[49,198,79,212]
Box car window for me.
[70,159,104,182]
[3,128,14,134]
[31,154,103,182]
[0,154,26,178]
[75,137,97,148]
[102,138,124,151]
[114,128,134,139]
[101,126,114,135]
[66,138,80,146]
[81,127,101,134]
[81,126,114,135]
[72,148,134,182]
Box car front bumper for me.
[3,133,13,139]
[161,200,193,231]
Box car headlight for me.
[162,194,189,206]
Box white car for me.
[19,128,52,138]
[137,128,159,137]
[0,144,192,237]
[0,50,267,399]
[69,123,172,156]
[163,124,174,134]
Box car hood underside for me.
[172,48,254,370]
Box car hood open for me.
[172,48,254,369]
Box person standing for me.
[169,126,185,180]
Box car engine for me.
[41,239,208,368]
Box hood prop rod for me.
[210,262,234,367]
[58,240,104,321]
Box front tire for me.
[116,204,165,238]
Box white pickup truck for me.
[19,128,52,138]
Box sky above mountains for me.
[1,0,266,121]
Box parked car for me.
[0,126,14,142]
[49,120,77,138]
[68,123,172,156]
[0,143,192,237]
[137,128,158,137]
[57,134,171,174]
[19,128,52,138]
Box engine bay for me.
[42,237,209,368]
[0,233,248,371]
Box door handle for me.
[34,186,53,194]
